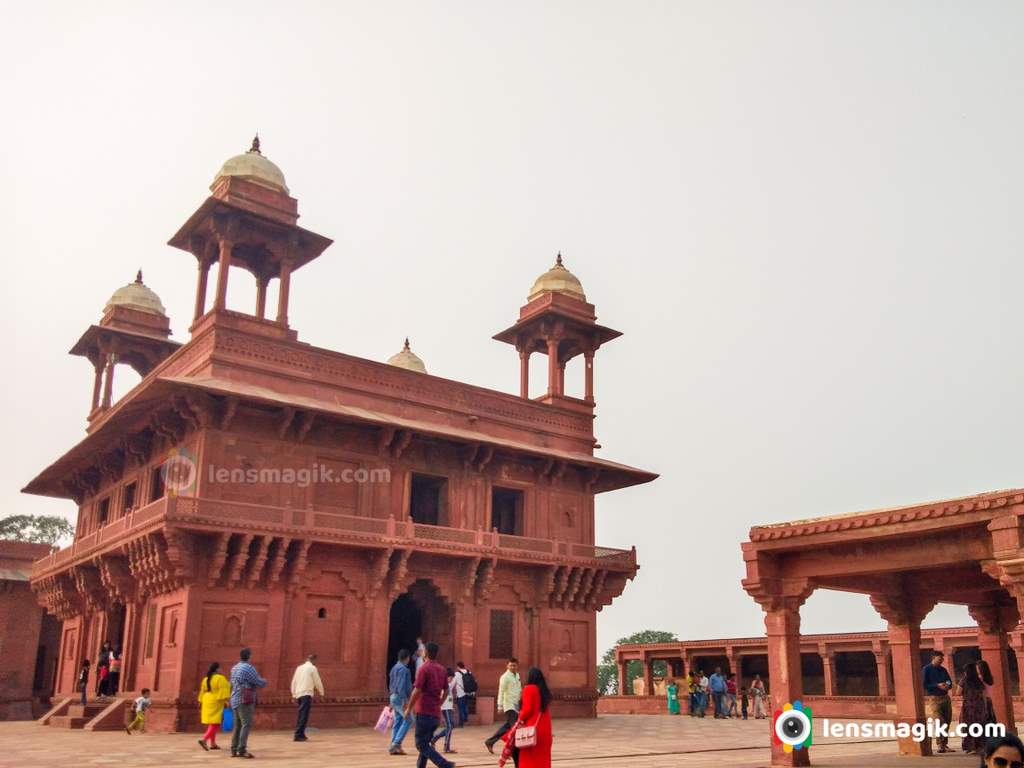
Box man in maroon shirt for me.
[403,642,456,768]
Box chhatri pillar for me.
[870,593,936,757]
[872,642,892,697]
[617,658,628,695]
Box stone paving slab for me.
[0,715,978,768]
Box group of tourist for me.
[192,647,324,758]
[76,641,124,705]
[388,642,553,768]
[664,668,768,720]
[922,649,1006,756]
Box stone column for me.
[969,601,1019,731]
[643,657,655,697]
[100,353,117,410]
[870,593,936,757]
[193,259,210,321]
[255,274,269,319]
[214,236,232,310]
[819,646,836,697]
[519,350,530,399]
[764,597,811,767]
[872,643,892,697]
[584,351,595,403]
[617,660,628,695]
[90,358,104,413]
[546,339,559,396]
[277,260,292,325]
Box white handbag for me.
[515,724,537,748]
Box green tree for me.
[0,514,74,546]
[597,629,678,695]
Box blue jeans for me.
[697,691,707,715]
[457,696,468,726]
[390,694,412,749]
[414,714,454,768]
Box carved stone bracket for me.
[869,592,937,627]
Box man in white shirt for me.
[291,654,325,742]
[452,663,467,726]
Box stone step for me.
[66,704,108,718]
[49,715,89,729]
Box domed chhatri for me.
[103,270,167,317]
[211,135,290,194]
[387,337,428,374]
[527,252,586,302]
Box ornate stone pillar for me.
[100,353,117,410]
[214,236,232,310]
[255,274,269,319]
[546,339,559,396]
[872,643,892,697]
[193,259,210,321]
[969,601,1019,731]
[870,593,936,757]
[276,260,292,324]
[764,597,811,766]
[617,660,628,695]
[819,645,836,697]
[643,656,655,697]
[584,350,595,403]
[518,349,530,399]
[90,358,104,413]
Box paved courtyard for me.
[0,715,979,768]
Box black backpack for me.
[461,670,478,694]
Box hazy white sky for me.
[3,2,1023,658]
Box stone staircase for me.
[41,698,130,730]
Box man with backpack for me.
[454,661,477,726]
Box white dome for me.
[211,136,289,194]
[387,338,427,373]
[104,271,166,316]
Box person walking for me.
[431,668,458,755]
[751,675,767,719]
[709,667,727,718]
[485,658,522,753]
[977,659,996,723]
[956,662,989,754]
[739,686,749,719]
[77,659,90,706]
[922,649,954,754]
[291,654,325,742]
[666,679,680,715]
[510,667,553,768]
[388,649,414,755]
[229,647,268,759]
[125,688,151,734]
[725,673,739,718]
[402,641,455,768]
[96,641,111,698]
[197,662,231,751]
[456,663,475,729]
[697,670,709,717]
[686,671,697,716]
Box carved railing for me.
[33,495,637,577]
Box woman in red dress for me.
[515,667,553,768]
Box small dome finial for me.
[404,337,411,350]
[249,134,261,155]
[135,270,143,284]
[555,252,563,267]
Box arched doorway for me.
[387,580,454,676]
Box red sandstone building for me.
[23,138,656,730]
[0,541,60,719]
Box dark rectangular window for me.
[97,498,110,527]
[144,604,157,659]
[122,482,137,513]
[491,487,524,535]
[410,474,447,526]
[149,465,165,502]
[489,609,514,659]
